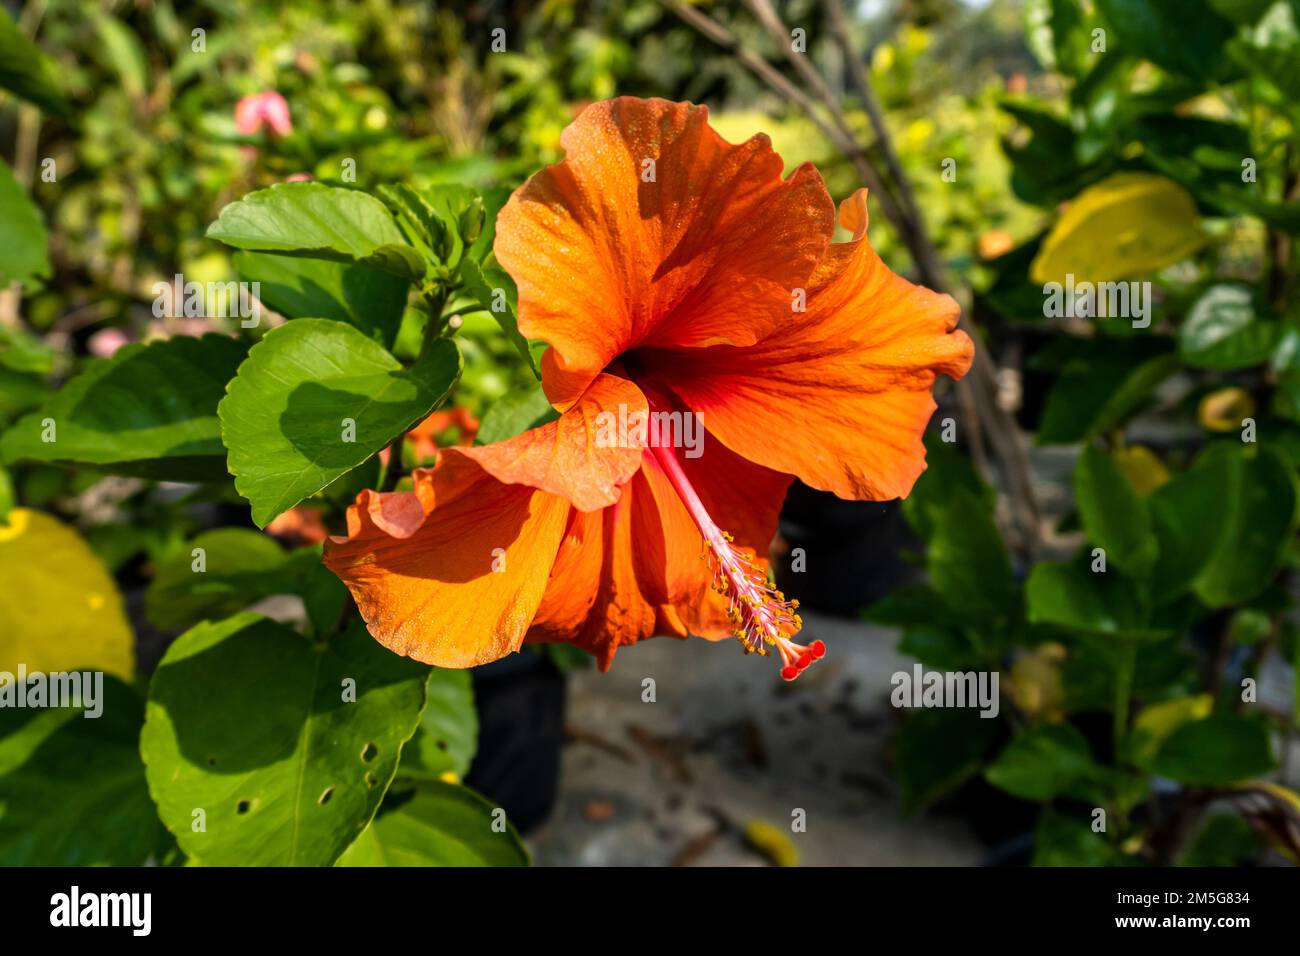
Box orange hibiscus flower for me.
[324,98,972,679]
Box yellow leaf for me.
[1007,642,1067,720]
[1199,387,1255,433]
[1130,694,1213,766]
[1113,445,1171,495]
[0,508,134,679]
[1031,172,1204,285]
[743,819,799,867]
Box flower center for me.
[647,439,825,681]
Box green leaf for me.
[1178,813,1262,866]
[459,258,537,376]
[0,334,246,481]
[337,783,528,866]
[207,183,426,280]
[397,669,478,780]
[1148,459,1231,601]
[475,381,558,445]
[218,319,461,527]
[1125,694,1213,768]
[913,486,1015,620]
[1026,558,1159,639]
[0,159,49,288]
[985,722,1102,801]
[379,183,481,267]
[1192,446,1298,607]
[0,7,73,117]
[1152,713,1276,785]
[903,435,996,539]
[140,614,428,866]
[88,9,148,100]
[1033,811,1136,866]
[1074,445,1158,576]
[1179,285,1280,370]
[897,625,985,672]
[144,528,293,631]
[894,708,1000,815]
[1095,0,1237,81]
[0,677,167,865]
[1036,341,1178,444]
[1025,0,1089,75]
[1207,0,1273,24]
[233,251,409,349]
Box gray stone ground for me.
[527,610,985,866]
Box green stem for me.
[1113,644,1136,761]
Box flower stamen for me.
[648,439,824,681]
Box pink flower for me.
[235,92,293,138]
[87,328,131,358]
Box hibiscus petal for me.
[495,97,835,409]
[525,487,660,669]
[526,440,791,667]
[323,456,570,667]
[445,373,646,512]
[643,189,974,501]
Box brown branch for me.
[657,0,904,231]
[658,0,1041,556]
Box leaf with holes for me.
[337,782,528,866]
[218,319,461,527]
[140,613,428,866]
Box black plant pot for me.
[774,481,923,617]
[464,650,567,835]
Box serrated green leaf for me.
[233,251,409,349]
[207,183,426,280]
[0,334,245,480]
[140,614,428,866]
[218,319,461,527]
[0,677,167,865]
